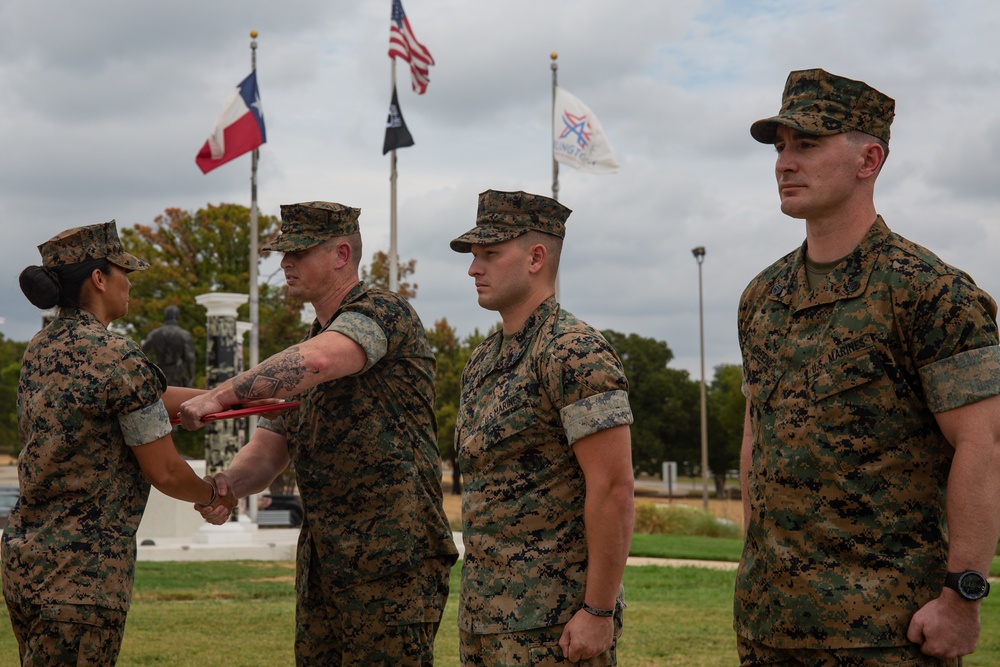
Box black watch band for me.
[944,570,991,601]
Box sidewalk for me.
[137,527,739,570]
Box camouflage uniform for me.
[4,221,169,665]
[736,217,1000,651]
[451,190,633,665]
[259,209,457,665]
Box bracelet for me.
[582,602,614,618]
[205,480,218,506]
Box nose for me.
[280,253,294,269]
[776,148,797,173]
[468,257,482,277]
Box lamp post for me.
[692,246,709,511]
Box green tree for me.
[601,330,700,477]
[426,319,489,494]
[707,363,745,497]
[0,334,29,456]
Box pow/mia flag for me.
[383,85,415,154]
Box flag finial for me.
[550,52,558,60]
[250,30,258,39]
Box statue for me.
[142,306,197,387]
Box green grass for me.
[631,533,744,562]
[2,553,1000,666]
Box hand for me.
[558,608,615,663]
[178,393,227,430]
[195,474,238,525]
[907,589,981,658]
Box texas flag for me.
[196,71,266,174]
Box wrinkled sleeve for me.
[542,331,633,446]
[913,275,1000,412]
[109,340,171,446]
[328,311,387,374]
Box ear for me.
[89,267,109,293]
[334,241,353,269]
[858,142,885,180]
[527,242,547,275]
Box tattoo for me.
[232,347,316,400]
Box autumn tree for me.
[361,250,418,300]
[117,203,309,456]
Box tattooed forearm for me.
[232,347,318,400]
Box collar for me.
[767,216,890,312]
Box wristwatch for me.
[944,570,991,601]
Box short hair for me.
[846,130,890,164]
[19,258,114,310]
[518,231,563,276]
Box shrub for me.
[633,502,740,539]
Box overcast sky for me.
[2,0,999,380]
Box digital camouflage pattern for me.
[737,634,961,667]
[262,200,362,253]
[455,297,633,635]
[736,217,1000,648]
[459,606,623,666]
[450,190,572,253]
[257,280,457,593]
[5,601,127,666]
[750,68,895,144]
[4,308,169,660]
[38,220,148,271]
[295,553,452,667]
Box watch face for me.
[959,572,990,600]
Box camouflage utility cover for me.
[455,297,633,633]
[736,217,1000,647]
[263,201,362,253]
[450,190,572,253]
[751,68,895,144]
[38,220,148,271]
[3,309,169,612]
[259,282,458,594]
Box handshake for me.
[195,473,240,524]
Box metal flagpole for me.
[550,52,560,299]
[247,30,261,520]
[389,60,399,293]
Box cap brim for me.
[449,226,528,253]
[110,251,149,272]
[262,234,327,253]
[750,113,845,144]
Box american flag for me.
[388,0,434,94]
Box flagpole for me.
[248,31,260,441]
[389,60,400,293]
[550,52,560,299]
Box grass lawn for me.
[2,549,999,666]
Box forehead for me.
[469,237,523,254]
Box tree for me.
[360,250,418,300]
[601,330,700,477]
[707,363,745,497]
[118,203,297,457]
[0,334,28,455]
[427,319,490,494]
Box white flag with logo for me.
[552,86,619,174]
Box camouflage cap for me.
[39,220,148,271]
[750,68,895,144]
[263,201,361,252]
[450,190,572,253]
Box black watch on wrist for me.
[944,570,991,601]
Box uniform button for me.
[846,279,859,292]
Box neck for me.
[312,277,359,325]
[803,202,878,263]
[500,288,554,336]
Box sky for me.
[2,0,1000,380]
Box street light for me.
[692,246,709,511]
